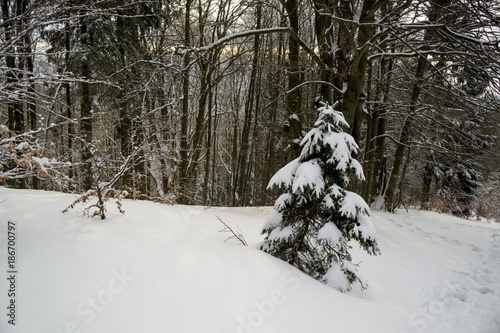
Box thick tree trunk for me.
[313,0,335,104]
[341,0,380,142]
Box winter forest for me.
[1,0,500,217]
[2,1,500,331]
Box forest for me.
[1,0,499,219]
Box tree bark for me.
[23,0,38,189]
[313,0,335,104]
[364,52,393,202]
[341,0,382,142]
[179,0,193,204]
[80,16,93,191]
[420,161,433,209]
[280,0,302,158]
[235,1,262,206]
[65,20,74,180]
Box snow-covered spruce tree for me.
[260,102,380,292]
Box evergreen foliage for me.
[261,103,380,292]
[438,164,480,218]
[430,115,493,218]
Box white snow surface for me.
[0,187,499,333]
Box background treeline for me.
[1,0,499,219]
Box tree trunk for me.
[341,0,380,142]
[262,27,285,206]
[313,0,335,104]
[185,59,210,202]
[420,161,433,209]
[235,1,262,206]
[115,13,134,191]
[385,56,426,211]
[80,17,93,191]
[23,5,38,189]
[202,85,213,205]
[384,0,451,211]
[364,53,393,202]
[179,0,192,204]
[65,21,74,180]
[334,0,354,102]
[280,0,302,158]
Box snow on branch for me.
[0,125,71,189]
[180,27,325,71]
[62,143,144,220]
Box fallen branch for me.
[216,215,248,246]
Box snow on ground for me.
[0,187,499,333]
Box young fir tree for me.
[261,102,380,292]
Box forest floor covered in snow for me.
[0,186,499,333]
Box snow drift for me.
[0,187,499,333]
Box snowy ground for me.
[0,187,499,333]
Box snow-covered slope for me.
[0,187,499,333]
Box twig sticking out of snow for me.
[216,215,248,246]
[62,188,126,220]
